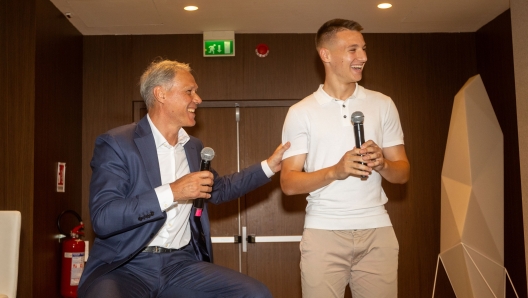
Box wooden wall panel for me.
[33,0,83,296]
[185,107,242,271]
[476,10,527,297]
[125,34,248,101]
[0,0,36,297]
[81,36,135,242]
[241,106,305,298]
[1,0,82,297]
[362,33,477,297]
[239,34,325,99]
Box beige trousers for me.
[300,227,399,298]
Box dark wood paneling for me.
[82,35,135,243]
[241,107,306,298]
[240,34,325,99]
[185,107,243,271]
[476,10,527,297]
[0,0,36,297]
[34,0,83,297]
[129,34,248,101]
[359,33,478,298]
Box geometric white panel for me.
[465,246,506,298]
[439,74,504,297]
[439,243,506,298]
[440,244,474,298]
[441,176,472,249]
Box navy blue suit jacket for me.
[78,116,270,296]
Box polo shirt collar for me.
[314,83,366,106]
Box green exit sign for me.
[204,40,235,57]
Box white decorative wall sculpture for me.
[433,75,518,297]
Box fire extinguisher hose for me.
[57,209,83,237]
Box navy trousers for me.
[81,244,272,298]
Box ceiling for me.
[49,0,509,35]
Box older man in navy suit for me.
[78,59,290,298]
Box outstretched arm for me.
[266,142,291,173]
[207,142,291,204]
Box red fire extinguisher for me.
[58,210,85,298]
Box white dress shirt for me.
[147,115,193,249]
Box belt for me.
[142,244,189,253]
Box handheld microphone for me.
[193,147,215,217]
[351,111,367,178]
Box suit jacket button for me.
[138,216,143,221]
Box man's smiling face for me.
[325,29,367,84]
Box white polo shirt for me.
[282,84,404,230]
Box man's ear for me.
[153,86,165,103]
[319,47,331,63]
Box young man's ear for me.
[319,47,331,63]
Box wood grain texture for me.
[186,107,243,271]
[33,0,83,297]
[240,106,305,298]
[0,0,36,297]
[1,0,83,297]
[361,32,478,298]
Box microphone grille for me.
[201,147,215,161]
[351,111,364,124]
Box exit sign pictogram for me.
[204,40,234,57]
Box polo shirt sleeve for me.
[282,107,309,160]
[382,99,404,148]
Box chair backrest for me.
[0,211,21,298]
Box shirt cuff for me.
[261,160,274,178]
[155,184,176,211]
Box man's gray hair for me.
[140,60,191,110]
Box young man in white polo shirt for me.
[280,19,410,298]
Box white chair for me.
[0,211,21,298]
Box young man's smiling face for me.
[325,29,367,84]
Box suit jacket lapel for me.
[134,116,162,188]
[184,139,200,173]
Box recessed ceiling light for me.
[184,6,198,11]
[377,3,392,9]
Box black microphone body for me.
[200,159,211,172]
[193,147,215,216]
[353,122,365,149]
[351,111,367,178]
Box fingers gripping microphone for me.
[351,111,367,178]
[193,147,215,217]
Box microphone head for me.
[351,111,364,124]
[201,147,215,161]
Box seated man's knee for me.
[246,278,273,298]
